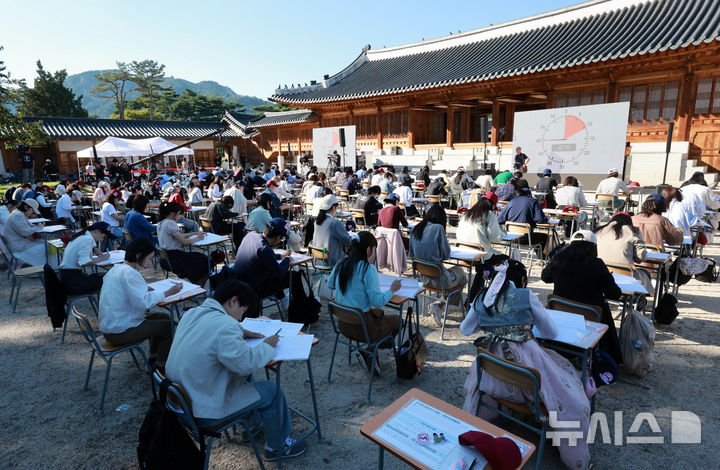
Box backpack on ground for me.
[619,309,655,378]
[288,270,321,325]
[695,257,719,283]
[654,293,680,325]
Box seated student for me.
[417,165,431,187]
[355,185,383,226]
[204,196,243,249]
[495,178,517,202]
[474,169,494,193]
[93,181,109,205]
[124,186,143,214]
[378,193,409,230]
[189,182,206,206]
[460,264,591,470]
[397,166,413,186]
[99,239,182,365]
[59,222,114,295]
[0,200,19,233]
[456,192,504,263]
[556,176,587,208]
[13,183,30,201]
[632,194,684,249]
[247,193,274,233]
[535,168,558,208]
[449,170,467,207]
[409,205,467,325]
[392,180,419,218]
[262,180,293,218]
[379,172,396,195]
[595,212,652,293]
[224,177,251,216]
[312,194,351,267]
[34,185,55,219]
[168,186,199,233]
[425,177,448,197]
[56,189,82,226]
[165,280,307,461]
[497,186,549,248]
[231,218,291,317]
[493,169,513,185]
[596,168,628,208]
[101,193,125,248]
[662,185,700,235]
[341,169,361,196]
[541,230,623,364]
[328,232,402,373]
[124,195,157,243]
[2,200,45,266]
[680,171,720,214]
[157,202,210,286]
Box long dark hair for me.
[132,194,149,212]
[158,201,183,221]
[316,204,338,225]
[257,193,273,210]
[594,213,636,240]
[336,231,377,294]
[106,193,118,208]
[411,205,447,240]
[453,171,465,185]
[463,197,493,225]
[548,241,598,275]
[641,199,665,216]
[681,172,707,187]
[125,238,156,263]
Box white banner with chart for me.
[513,102,630,175]
[312,125,356,170]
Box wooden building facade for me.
[258,0,720,180]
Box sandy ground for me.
[1,231,718,470]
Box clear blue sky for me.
[2,0,579,100]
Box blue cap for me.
[543,168,552,176]
[646,193,666,206]
[384,193,400,203]
[266,217,288,237]
[89,221,113,236]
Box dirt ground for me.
[0,232,718,469]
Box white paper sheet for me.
[612,273,648,295]
[149,279,204,302]
[646,252,670,261]
[28,218,51,224]
[192,233,228,246]
[533,309,591,345]
[377,273,422,298]
[94,250,125,267]
[240,318,303,337]
[38,225,66,233]
[450,247,484,261]
[245,334,314,361]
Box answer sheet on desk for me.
[245,334,314,361]
[239,318,303,337]
[149,279,203,301]
[533,309,591,345]
[377,273,422,298]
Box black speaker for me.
[665,121,674,155]
[480,117,489,143]
[339,128,346,147]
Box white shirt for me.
[36,194,52,207]
[305,185,323,203]
[371,173,384,187]
[680,184,720,212]
[223,187,247,215]
[475,174,494,192]
[93,187,107,203]
[60,231,95,270]
[99,263,165,334]
[0,205,11,225]
[392,186,414,205]
[189,187,205,205]
[596,177,628,195]
[555,186,588,208]
[664,196,701,234]
[55,193,75,222]
[101,202,120,227]
[209,184,223,201]
[157,218,183,251]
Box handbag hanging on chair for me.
[395,307,428,380]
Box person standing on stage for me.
[513,147,529,172]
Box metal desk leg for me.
[378,446,384,470]
[618,296,629,346]
[276,363,283,470]
[651,264,663,321]
[306,358,322,441]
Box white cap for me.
[570,230,597,244]
[24,198,40,214]
[608,168,618,175]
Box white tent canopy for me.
[76,136,194,159]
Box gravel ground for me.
[0,233,718,469]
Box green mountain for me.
[64,70,272,118]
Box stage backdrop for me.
[513,102,630,175]
[312,125,356,170]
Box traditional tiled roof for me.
[19,116,243,139]
[245,109,318,128]
[272,0,720,105]
[222,111,260,137]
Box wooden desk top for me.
[360,388,535,470]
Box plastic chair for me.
[152,370,266,470]
[155,245,174,279]
[350,208,368,229]
[595,193,621,212]
[604,261,636,278]
[546,294,601,322]
[411,258,465,340]
[475,348,548,470]
[199,217,214,233]
[505,222,542,274]
[326,301,397,403]
[61,293,99,344]
[0,245,45,313]
[72,307,148,414]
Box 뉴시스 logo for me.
[546,410,702,445]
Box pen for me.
[274,328,282,336]
[468,458,477,470]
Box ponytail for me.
[158,201,183,221]
[336,231,377,294]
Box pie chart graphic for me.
[564,115,587,139]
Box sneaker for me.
[355,351,380,377]
[430,303,444,327]
[264,437,307,461]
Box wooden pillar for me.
[376,107,383,150]
[546,90,555,109]
[407,109,415,148]
[445,105,454,147]
[490,100,500,146]
[505,103,515,142]
[676,73,696,141]
[607,81,618,103]
[461,108,470,143]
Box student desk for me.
[637,251,671,321]
[192,233,230,277]
[449,246,488,289]
[612,273,649,344]
[492,232,523,256]
[543,208,581,233]
[264,333,322,469]
[185,205,206,223]
[154,279,207,335]
[38,224,67,264]
[360,388,535,470]
[28,218,52,224]
[384,277,425,350]
[94,250,126,270]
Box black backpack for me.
[695,258,719,283]
[288,270,321,325]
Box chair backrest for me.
[72,306,103,352]
[152,370,202,440]
[595,193,614,202]
[546,294,601,322]
[328,301,365,326]
[308,244,332,270]
[0,245,16,276]
[121,228,134,243]
[411,258,443,279]
[456,241,486,251]
[643,243,663,253]
[427,195,440,204]
[199,217,214,233]
[605,261,635,277]
[351,208,366,225]
[505,221,533,245]
[476,348,543,416]
[339,190,349,198]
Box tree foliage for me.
[0,47,49,149]
[91,62,133,119]
[117,88,242,121]
[129,60,171,120]
[19,60,88,118]
[252,103,294,114]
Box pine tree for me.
[20,60,88,117]
[129,60,171,120]
[91,62,133,119]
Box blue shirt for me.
[232,232,289,286]
[497,195,548,228]
[328,261,393,312]
[247,206,272,233]
[21,189,37,200]
[124,209,157,241]
[261,189,283,218]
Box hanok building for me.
[0,115,261,177]
[258,0,720,185]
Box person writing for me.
[156,202,210,286]
[355,185,383,226]
[328,232,402,373]
[312,194,351,266]
[204,196,242,249]
[247,193,274,233]
[3,200,45,266]
[456,192,504,263]
[632,194,684,249]
[99,239,181,366]
[58,221,114,295]
[124,195,157,243]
